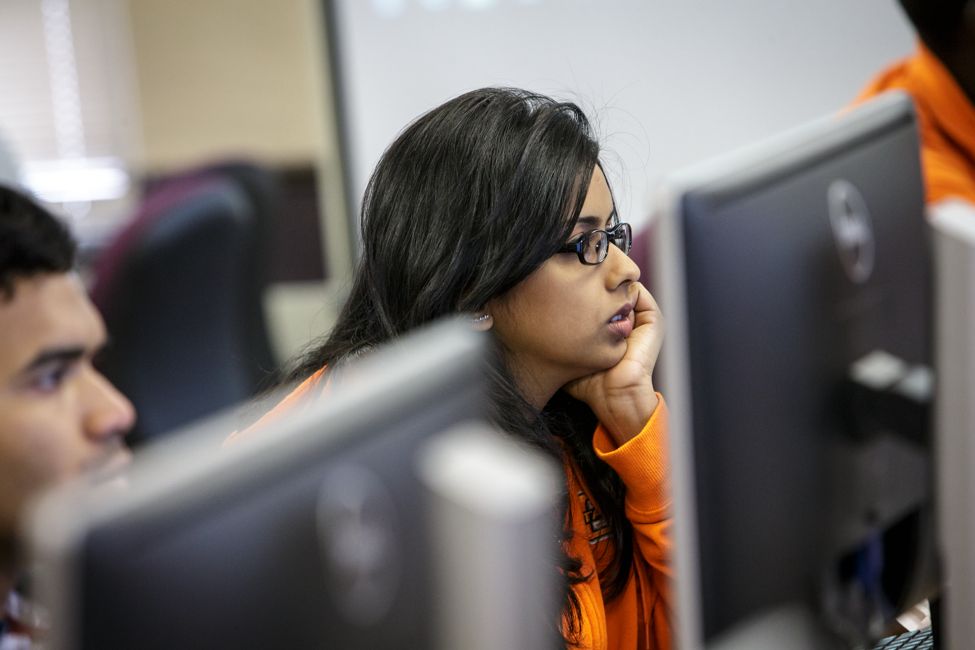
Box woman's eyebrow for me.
[574,209,618,230]
[575,216,603,230]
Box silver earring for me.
[471,313,493,331]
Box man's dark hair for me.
[899,0,971,48]
[0,184,76,299]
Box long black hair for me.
[291,87,634,642]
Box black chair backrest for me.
[143,160,283,391]
[92,176,256,445]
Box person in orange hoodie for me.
[857,0,975,206]
[253,88,671,649]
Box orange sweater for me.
[856,42,975,206]
[232,370,673,649]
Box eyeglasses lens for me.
[584,231,607,264]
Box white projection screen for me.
[324,0,914,234]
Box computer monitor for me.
[24,318,561,649]
[930,199,975,650]
[654,91,936,649]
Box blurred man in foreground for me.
[0,185,134,646]
[857,0,975,206]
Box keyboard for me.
[872,626,933,649]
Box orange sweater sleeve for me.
[593,397,672,649]
[593,397,671,571]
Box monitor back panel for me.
[71,325,486,649]
[676,102,932,640]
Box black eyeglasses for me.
[558,222,632,265]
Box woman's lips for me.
[608,304,635,338]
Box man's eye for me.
[30,364,72,393]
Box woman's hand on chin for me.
[566,282,664,446]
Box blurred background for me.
[0,0,916,440]
[0,0,343,369]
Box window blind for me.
[0,0,140,208]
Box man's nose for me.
[82,368,136,441]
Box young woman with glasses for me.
[280,87,670,649]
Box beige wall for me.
[125,0,351,360]
[127,0,332,172]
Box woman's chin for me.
[604,345,628,368]
[572,350,628,381]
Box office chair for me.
[203,162,280,391]
[91,176,257,445]
[144,159,282,391]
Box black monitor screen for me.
[658,92,935,647]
